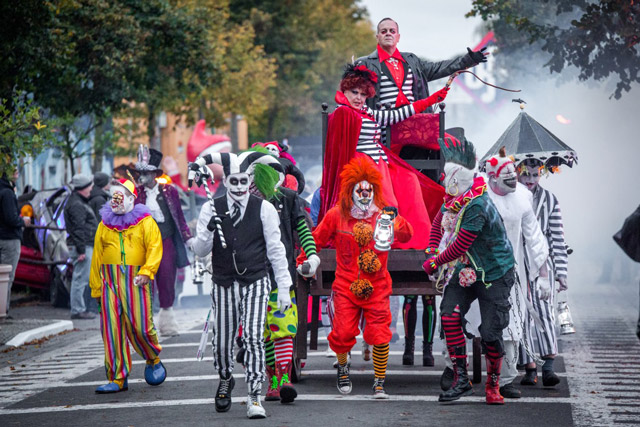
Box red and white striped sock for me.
[274,337,294,370]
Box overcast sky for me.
[362,0,485,60]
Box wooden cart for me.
[293,249,483,384]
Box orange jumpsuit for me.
[302,206,413,354]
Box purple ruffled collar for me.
[100,203,151,231]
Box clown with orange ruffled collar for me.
[298,156,413,399]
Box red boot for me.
[265,364,280,401]
[485,355,504,405]
[277,360,297,404]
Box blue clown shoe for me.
[144,359,167,386]
[95,378,128,394]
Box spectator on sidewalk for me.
[64,174,98,320]
[0,168,29,315]
[89,172,111,222]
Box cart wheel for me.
[291,357,303,383]
[50,268,70,308]
[472,337,482,384]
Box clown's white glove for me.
[134,275,150,287]
[297,254,321,278]
[277,287,292,312]
[185,237,195,252]
[536,275,551,301]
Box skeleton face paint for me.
[264,144,280,157]
[352,180,374,211]
[488,161,517,196]
[225,172,251,203]
[109,186,135,214]
[443,163,475,196]
[517,165,541,192]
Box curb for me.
[5,320,75,347]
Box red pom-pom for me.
[489,157,499,167]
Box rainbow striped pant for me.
[99,264,162,382]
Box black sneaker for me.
[337,364,352,394]
[215,375,235,412]
[499,382,521,399]
[542,370,560,387]
[71,311,96,320]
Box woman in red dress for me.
[319,64,447,249]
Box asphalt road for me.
[0,277,638,426]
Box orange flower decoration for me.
[350,279,374,300]
[353,221,373,247]
[358,249,381,274]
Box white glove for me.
[297,254,321,278]
[536,276,551,301]
[185,237,195,251]
[277,287,292,312]
[557,277,568,292]
[134,275,150,287]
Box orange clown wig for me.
[338,156,387,219]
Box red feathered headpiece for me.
[338,157,387,218]
[340,64,378,99]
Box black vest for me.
[155,190,176,240]
[210,195,268,287]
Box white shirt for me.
[144,183,165,223]
[193,194,292,290]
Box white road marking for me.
[0,394,577,415]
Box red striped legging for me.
[99,264,162,382]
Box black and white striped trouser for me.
[519,270,558,363]
[211,276,271,393]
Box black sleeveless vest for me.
[210,195,268,287]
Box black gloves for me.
[467,46,488,64]
[207,215,222,232]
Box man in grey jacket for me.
[356,18,487,112]
[63,174,98,319]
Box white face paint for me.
[109,185,135,214]
[265,144,280,157]
[443,163,475,196]
[352,180,374,211]
[225,172,251,203]
[488,160,517,196]
[517,164,541,192]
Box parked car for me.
[13,186,73,307]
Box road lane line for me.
[0,394,576,415]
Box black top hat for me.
[135,145,163,172]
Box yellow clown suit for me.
[89,178,166,394]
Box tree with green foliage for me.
[468,0,640,99]
[0,93,53,177]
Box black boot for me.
[422,341,434,367]
[438,346,473,402]
[215,374,235,412]
[402,336,415,366]
[440,366,454,391]
[520,367,538,385]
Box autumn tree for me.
[468,0,640,99]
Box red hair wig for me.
[338,156,386,218]
[340,64,377,98]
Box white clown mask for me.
[110,185,135,214]
[352,180,374,211]
[442,162,475,197]
[517,164,542,192]
[264,143,280,157]
[486,155,517,196]
[225,172,251,203]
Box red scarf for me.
[444,176,487,213]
